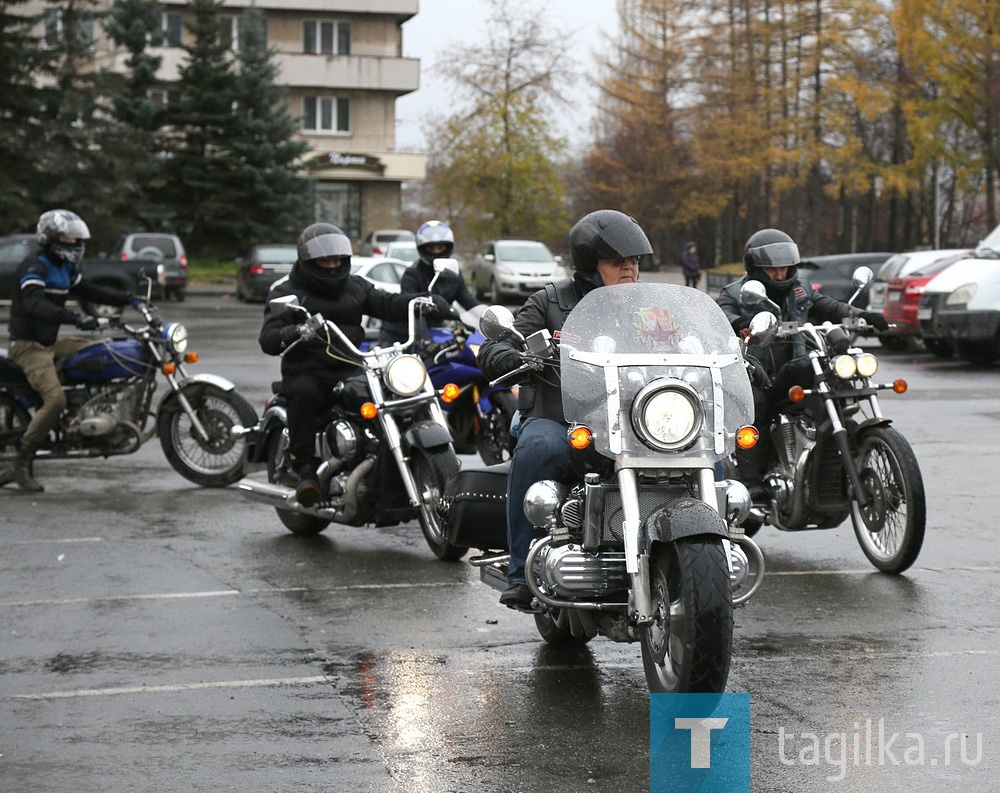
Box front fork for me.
[809,357,869,507]
[380,397,450,509]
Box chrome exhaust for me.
[236,478,338,519]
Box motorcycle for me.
[421,305,517,465]
[733,267,926,573]
[234,265,467,561]
[0,300,257,487]
[443,283,765,693]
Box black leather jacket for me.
[479,272,601,423]
[379,259,479,345]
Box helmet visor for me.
[751,241,800,268]
[300,232,352,261]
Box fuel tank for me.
[61,339,152,382]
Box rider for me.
[258,222,450,508]
[478,209,653,610]
[2,209,138,493]
[716,228,889,497]
[378,220,480,347]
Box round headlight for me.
[632,381,701,450]
[833,354,857,379]
[856,353,878,378]
[384,354,427,396]
[163,322,188,354]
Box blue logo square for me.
[650,693,750,793]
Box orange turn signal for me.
[568,426,593,450]
[185,351,199,363]
[893,379,908,393]
[360,402,378,419]
[441,383,460,403]
[736,425,759,449]
[161,362,176,375]
[788,385,806,403]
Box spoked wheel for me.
[158,384,258,487]
[265,430,329,535]
[534,608,595,646]
[640,539,733,693]
[850,426,925,573]
[411,447,466,561]
[475,390,517,466]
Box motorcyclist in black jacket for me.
[378,220,479,347]
[2,209,137,493]
[259,223,449,507]
[716,228,889,497]
[478,209,654,609]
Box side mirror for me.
[434,257,460,277]
[554,254,563,264]
[480,305,522,344]
[268,294,304,317]
[748,311,779,345]
[739,280,768,306]
[484,253,495,263]
[851,266,874,291]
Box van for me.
[110,232,188,301]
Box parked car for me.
[471,239,566,303]
[868,248,969,315]
[0,234,36,300]
[917,224,1000,364]
[797,252,896,308]
[382,240,418,262]
[235,244,297,302]
[359,229,415,257]
[110,232,188,301]
[880,252,972,351]
[351,256,408,292]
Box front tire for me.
[640,538,733,693]
[850,425,926,573]
[475,390,517,465]
[157,384,258,487]
[411,447,466,561]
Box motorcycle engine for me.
[531,543,629,598]
[322,418,369,472]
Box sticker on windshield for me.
[634,307,682,350]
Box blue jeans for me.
[506,417,574,586]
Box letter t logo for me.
[674,718,730,768]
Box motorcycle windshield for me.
[560,283,753,462]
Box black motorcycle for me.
[0,302,257,487]
[733,270,926,572]
[235,276,466,560]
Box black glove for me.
[424,294,453,318]
[732,316,752,333]
[493,349,524,375]
[862,311,889,332]
[76,315,100,331]
[279,324,301,347]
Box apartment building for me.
[29,0,425,243]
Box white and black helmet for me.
[36,209,90,264]
[416,220,454,265]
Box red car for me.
[883,252,969,352]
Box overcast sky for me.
[395,0,620,152]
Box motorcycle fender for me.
[847,416,892,438]
[175,373,238,392]
[642,497,729,546]
[243,407,287,465]
[404,419,452,451]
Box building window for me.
[303,19,350,55]
[316,183,361,240]
[219,14,239,51]
[302,96,350,134]
[43,9,95,48]
[163,12,182,47]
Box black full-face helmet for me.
[36,209,90,265]
[295,222,353,294]
[569,210,653,278]
[416,220,454,267]
[743,228,800,301]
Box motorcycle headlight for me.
[856,353,878,378]
[162,322,188,354]
[631,380,702,451]
[834,354,857,379]
[384,354,427,396]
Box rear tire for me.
[850,426,925,573]
[923,338,953,358]
[475,390,517,465]
[411,447,467,560]
[955,339,998,366]
[640,539,733,693]
[266,430,330,535]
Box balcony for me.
[277,53,419,94]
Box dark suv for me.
[110,233,188,301]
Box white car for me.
[869,248,968,313]
[471,239,567,303]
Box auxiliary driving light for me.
[736,425,759,449]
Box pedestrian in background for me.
[680,240,700,288]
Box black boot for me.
[0,465,14,487]
[14,444,43,493]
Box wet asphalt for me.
[1,281,998,792]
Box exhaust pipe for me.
[236,478,338,519]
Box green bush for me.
[188,258,239,284]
